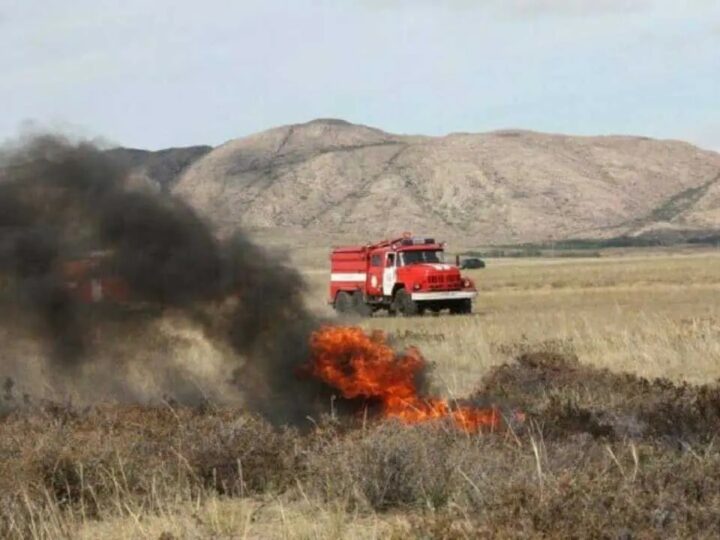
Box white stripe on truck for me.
[411,291,477,301]
[330,273,367,282]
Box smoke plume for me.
[0,134,323,423]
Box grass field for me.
[3,249,720,538]
[304,250,720,388]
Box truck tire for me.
[394,289,418,317]
[334,291,353,315]
[449,298,472,315]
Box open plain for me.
[3,247,720,539]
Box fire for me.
[305,326,501,432]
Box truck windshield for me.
[399,250,444,266]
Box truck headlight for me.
[462,278,471,288]
[413,283,421,291]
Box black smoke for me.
[0,134,324,423]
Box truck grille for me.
[427,275,460,290]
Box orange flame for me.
[305,326,501,432]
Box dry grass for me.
[5,353,720,539]
[301,251,720,393]
[3,248,720,538]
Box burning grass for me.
[4,352,720,539]
[304,326,502,432]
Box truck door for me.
[366,252,384,296]
[382,252,396,296]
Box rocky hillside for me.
[107,145,212,192]
[171,119,720,244]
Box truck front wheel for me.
[394,289,418,317]
[449,298,472,315]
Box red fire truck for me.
[61,251,131,305]
[0,251,133,310]
[329,234,477,316]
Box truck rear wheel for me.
[394,289,418,317]
[334,291,353,314]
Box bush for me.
[306,422,459,511]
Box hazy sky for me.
[2,0,719,150]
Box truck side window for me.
[386,253,395,268]
[371,255,382,267]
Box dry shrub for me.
[387,439,720,539]
[485,442,720,538]
[493,337,577,359]
[477,351,720,442]
[20,405,194,517]
[4,352,720,537]
[180,415,302,496]
[306,421,459,511]
[0,403,305,537]
[393,512,478,540]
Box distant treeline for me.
[462,232,720,258]
[462,248,600,259]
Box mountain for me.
[107,145,212,192]
[170,119,720,244]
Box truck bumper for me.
[411,290,477,301]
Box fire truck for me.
[329,234,477,316]
[61,251,131,305]
[0,250,132,309]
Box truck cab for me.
[330,234,477,316]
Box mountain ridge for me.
[108,118,720,244]
[169,119,720,244]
